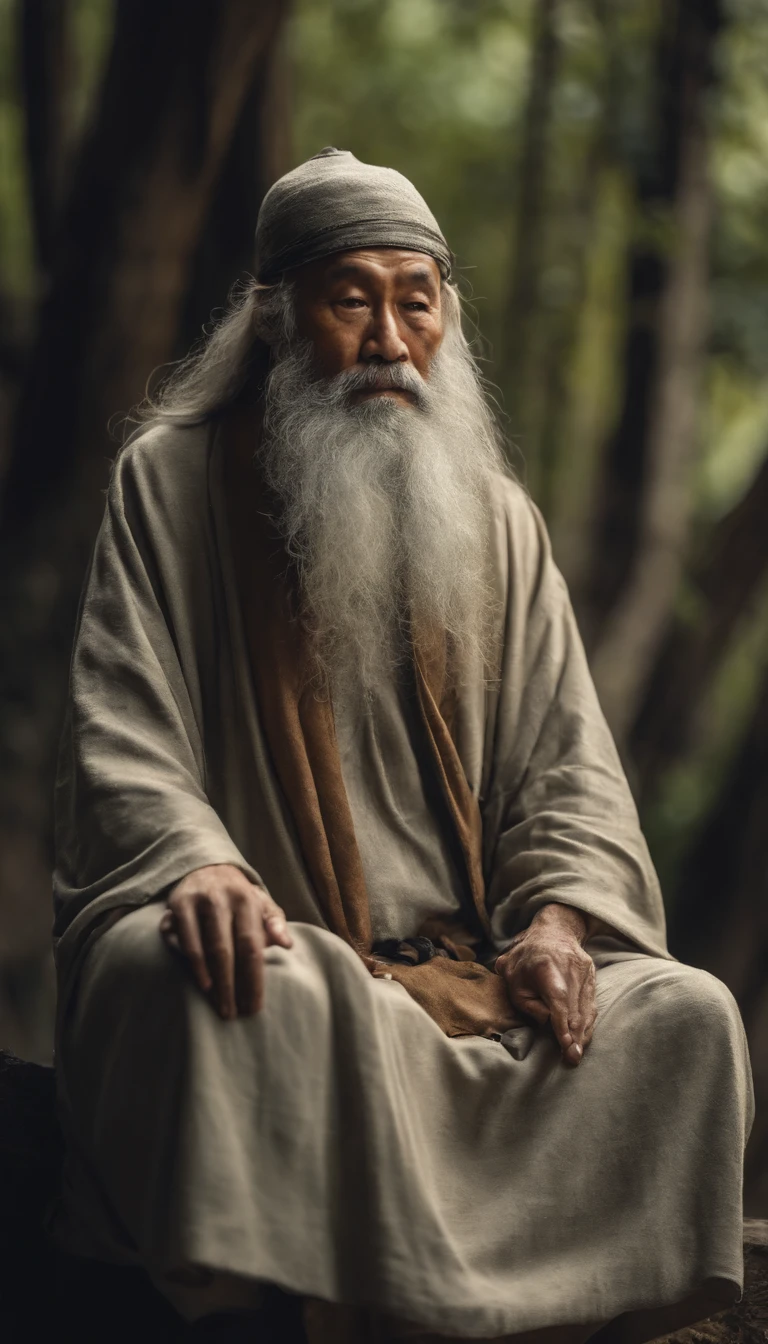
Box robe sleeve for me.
[482,487,670,958]
[53,434,262,978]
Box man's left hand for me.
[494,904,597,1067]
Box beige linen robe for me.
[51,421,753,1339]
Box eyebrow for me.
[325,261,438,289]
[402,265,437,287]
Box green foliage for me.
[0,0,113,300]
[644,577,768,900]
[287,0,768,888]
[702,5,768,519]
[0,0,34,297]
[289,0,535,362]
[288,0,768,501]
[1,0,768,907]
[69,0,114,145]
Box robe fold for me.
[53,418,669,987]
[51,420,753,1340]
[221,403,522,1040]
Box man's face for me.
[291,247,444,407]
[261,247,500,689]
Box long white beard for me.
[258,322,508,694]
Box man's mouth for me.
[355,385,415,400]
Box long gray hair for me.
[127,275,490,435]
[129,274,511,690]
[125,279,281,435]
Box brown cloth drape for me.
[222,405,519,1039]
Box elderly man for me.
[52,149,752,1343]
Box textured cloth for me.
[53,418,670,996]
[55,910,751,1340]
[332,673,466,944]
[221,406,516,1039]
[51,419,753,1338]
[336,668,526,1042]
[254,147,453,282]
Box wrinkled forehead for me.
[292,247,443,296]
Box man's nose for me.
[360,304,409,364]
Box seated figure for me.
[51,148,754,1343]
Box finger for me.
[530,990,583,1066]
[532,963,572,1042]
[549,995,576,1055]
[565,1002,588,1051]
[563,1040,584,1067]
[508,987,551,1026]
[534,962,586,1059]
[171,903,213,996]
[576,968,598,1052]
[199,900,237,1020]
[260,894,293,948]
[159,909,178,949]
[581,999,598,1050]
[561,983,597,1066]
[233,898,265,1016]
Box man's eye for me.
[405,302,429,312]
[338,297,366,308]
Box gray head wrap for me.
[255,147,452,283]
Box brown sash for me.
[221,405,519,1039]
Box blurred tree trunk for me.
[631,450,768,799]
[0,0,71,483]
[536,0,618,529]
[0,0,289,1063]
[3,0,285,535]
[19,0,74,274]
[669,665,768,1214]
[581,0,723,746]
[180,24,292,354]
[502,0,562,489]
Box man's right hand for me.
[160,864,293,1020]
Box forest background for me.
[0,0,766,1212]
